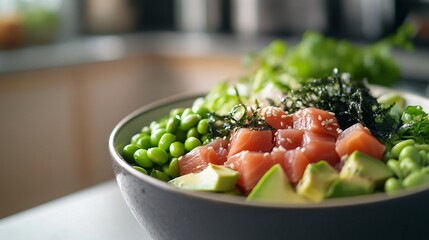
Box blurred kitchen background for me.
[0,0,428,218]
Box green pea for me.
[180,114,201,131]
[399,146,421,164]
[170,142,185,158]
[166,116,180,133]
[169,158,180,178]
[387,159,403,179]
[197,119,209,134]
[141,126,151,135]
[192,105,210,118]
[158,133,176,151]
[170,108,185,117]
[402,171,429,189]
[391,139,415,159]
[133,149,153,168]
[175,129,187,143]
[136,135,151,149]
[187,127,201,139]
[147,147,169,165]
[150,129,167,147]
[384,177,403,193]
[415,144,429,152]
[150,169,170,182]
[133,166,148,175]
[131,133,144,144]
[399,157,420,177]
[122,144,139,163]
[184,137,201,152]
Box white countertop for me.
[0,180,151,240]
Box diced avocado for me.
[340,151,393,187]
[247,164,308,204]
[296,161,339,202]
[168,164,239,192]
[325,177,374,198]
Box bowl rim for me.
[109,87,429,209]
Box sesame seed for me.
[281,115,288,119]
[286,138,292,144]
[280,122,284,127]
[263,153,269,157]
[318,115,322,121]
[332,123,338,126]
[278,146,287,152]
[329,112,335,116]
[327,127,333,131]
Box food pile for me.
[121,26,429,203]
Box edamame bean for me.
[421,167,429,174]
[402,171,429,189]
[162,164,171,177]
[131,133,144,144]
[197,119,209,134]
[150,129,167,147]
[170,108,185,117]
[147,147,169,165]
[387,159,403,179]
[415,144,429,152]
[158,133,176,151]
[384,177,403,193]
[166,116,180,133]
[133,166,148,175]
[181,108,193,118]
[201,134,208,144]
[184,137,201,152]
[187,127,201,139]
[141,126,151,135]
[150,169,170,182]
[192,105,209,118]
[123,144,139,163]
[170,142,185,158]
[136,135,151,149]
[133,149,153,168]
[399,157,420,177]
[391,139,415,159]
[399,146,420,163]
[419,150,428,166]
[180,114,201,131]
[169,158,180,178]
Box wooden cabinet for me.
[0,55,244,217]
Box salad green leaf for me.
[395,106,429,144]
[246,24,414,86]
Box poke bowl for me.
[109,87,429,240]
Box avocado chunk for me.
[340,151,393,187]
[247,164,308,204]
[168,164,239,192]
[296,161,339,202]
[325,177,373,198]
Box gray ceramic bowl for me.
[109,90,429,240]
